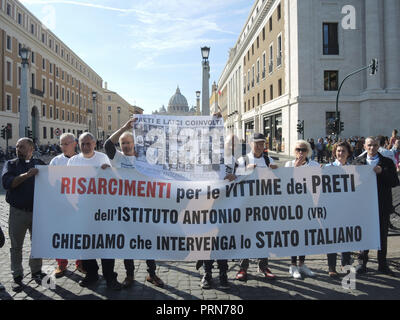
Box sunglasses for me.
[295,147,308,152]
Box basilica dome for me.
[168,86,189,113]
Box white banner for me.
[32,165,380,261]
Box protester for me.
[324,141,353,277]
[234,133,278,282]
[104,119,164,289]
[67,132,122,290]
[49,133,85,278]
[1,138,47,292]
[391,139,400,172]
[352,137,399,276]
[389,130,398,150]
[285,140,319,279]
[0,224,5,291]
[200,133,238,290]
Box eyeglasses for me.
[295,148,308,153]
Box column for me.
[384,0,400,90]
[365,0,382,90]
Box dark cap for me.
[250,133,266,142]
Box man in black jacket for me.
[352,136,399,276]
[2,138,47,291]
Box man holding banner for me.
[49,133,85,278]
[2,138,47,292]
[353,136,399,276]
[104,119,164,288]
[67,132,122,290]
[234,133,278,282]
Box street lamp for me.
[196,91,201,115]
[117,106,121,129]
[201,47,210,116]
[335,58,378,139]
[91,91,98,139]
[19,46,31,138]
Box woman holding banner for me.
[324,141,353,277]
[285,140,319,279]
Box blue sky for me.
[20,0,252,114]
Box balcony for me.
[30,87,44,97]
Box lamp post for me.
[201,47,210,116]
[19,46,31,138]
[196,91,201,115]
[117,106,121,129]
[335,59,378,139]
[91,91,98,139]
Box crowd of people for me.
[307,129,400,172]
[0,118,399,293]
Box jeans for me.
[239,258,269,271]
[82,259,117,282]
[291,256,305,265]
[124,259,157,277]
[358,211,390,267]
[327,252,352,271]
[203,260,228,274]
[8,207,42,279]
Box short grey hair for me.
[294,139,312,158]
[60,133,76,142]
[119,132,134,143]
[79,132,95,143]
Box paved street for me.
[0,155,400,300]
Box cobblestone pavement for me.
[0,155,400,300]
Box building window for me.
[256,60,260,83]
[43,127,47,139]
[42,78,46,94]
[108,106,112,111]
[262,27,265,41]
[6,35,11,50]
[269,44,273,73]
[31,52,35,64]
[6,94,12,111]
[277,35,282,66]
[278,78,283,96]
[62,110,65,120]
[50,127,54,139]
[42,58,46,70]
[269,17,272,31]
[270,85,274,100]
[257,93,260,106]
[50,106,53,118]
[7,3,11,16]
[263,89,266,104]
[262,53,266,78]
[277,3,281,20]
[56,108,59,119]
[42,104,46,117]
[6,61,12,82]
[324,70,338,91]
[323,23,339,55]
[18,67,21,86]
